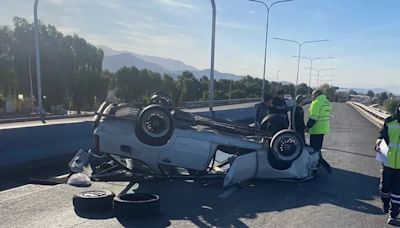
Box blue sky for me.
[1,0,400,91]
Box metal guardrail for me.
[349,101,389,126]
[183,98,260,109]
[0,113,94,124]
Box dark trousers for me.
[380,166,400,218]
[310,134,324,152]
[296,129,305,144]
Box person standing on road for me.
[291,95,306,143]
[271,90,288,125]
[305,90,332,172]
[376,104,400,225]
[255,94,273,129]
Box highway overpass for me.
[0,103,390,227]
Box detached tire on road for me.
[113,193,160,219]
[135,104,174,146]
[73,190,115,212]
[268,130,303,170]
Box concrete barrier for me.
[0,121,93,171]
[0,103,256,171]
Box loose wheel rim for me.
[81,190,108,198]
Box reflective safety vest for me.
[308,95,332,135]
[387,120,400,169]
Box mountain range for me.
[100,45,399,95]
[100,45,245,80]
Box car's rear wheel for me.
[150,93,173,108]
[269,130,303,168]
[260,114,289,135]
[135,104,174,146]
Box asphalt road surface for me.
[0,103,391,228]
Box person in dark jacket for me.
[376,104,400,225]
[291,95,306,143]
[271,90,288,125]
[255,94,273,129]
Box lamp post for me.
[34,0,44,122]
[209,0,216,119]
[248,0,294,101]
[306,68,335,88]
[274,37,330,97]
[293,56,333,96]
[316,74,335,86]
[28,54,34,113]
[276,70,280,92]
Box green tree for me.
[176,71,202,103]
[385,99,399,115]
[367,90,375,98]
[319,83,338,101]
[115,66,141,102]
[378,92,389,105]
[296,83,309,96]
[0,26,16,96]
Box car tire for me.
[150,93,173,108]
[135,104,174,146]
[260,114,289,135]
[113,193,160,219]
[270,129,303,164]
[73,190,115,212]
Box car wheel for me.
[270,129,303,164]
[260,114,289,135]
[135,104,174,146]
[150,93,173,108]
[113,193,160,219]
[73,190,115,212]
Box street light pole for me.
[306,68,335,88]
[317,74,335,86]
[294,56,333,96]
[274,37,330,97]
[276,70,280,92]
[34,0,44,122]
[248,0,293,101]
[28,54,34,113]
[209,0,216,119]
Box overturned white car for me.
[86,94,326,187]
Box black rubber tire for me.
[269,129,303,164]
[113,193,160,219]
[267,151,293,170]
[135,104,174,146]
[73,190,115,212]
[150,93,173,108]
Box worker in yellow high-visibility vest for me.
[305,90,332,173]
[376,104,400,225]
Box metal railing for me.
[349,101,389,126]
[183,98,259,109]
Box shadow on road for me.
[114,167,382,227]
[324,147,376,158]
